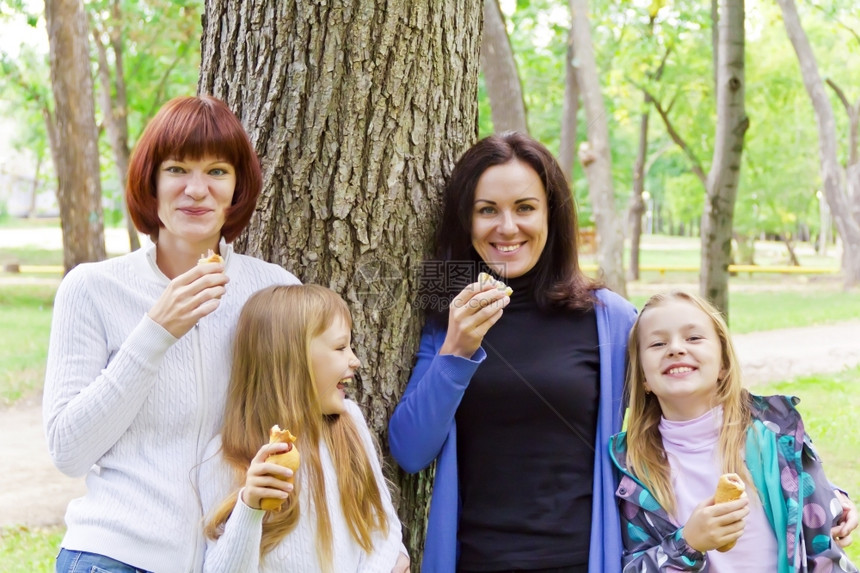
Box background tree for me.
[198,0,483,565]
[570,0,627,297]
[700,0,748,314]
[481,0,528,133]
[45,0,105,271]
[777,0,860,286]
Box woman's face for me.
[471,159,548,279]
[156,156,236,250]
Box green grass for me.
[0,246,63,267]
[0,285,55,405]
[754,366,860,566]
[0,526,63,572]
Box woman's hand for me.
[832,490,857,547]
[240,442,294,510]
[147,262,229,338]
[391,551,410,573]
[682,495,749,553]
[438,281,510,358]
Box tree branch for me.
[631,80,708,187]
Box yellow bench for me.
[580,264,837,276]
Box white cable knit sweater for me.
[43,241,299,573]
[199,400,403,573]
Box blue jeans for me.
[55,549,152,573]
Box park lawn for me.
[0,285,55,405]
[0,526,63,573]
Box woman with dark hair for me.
[43,95,299,573]
[389,132,636,573]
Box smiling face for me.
[470,159,549,279]
[156,156,236,253]
[309,315,361,415]
[637,298,725,421]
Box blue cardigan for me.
[389,288,636,573]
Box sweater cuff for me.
[233,489,266,524]
[125,314,178,363]
[435,347,486,381]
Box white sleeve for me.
[42,268,177,476]
[200,439,265,573]
[347,402,404,573]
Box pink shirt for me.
[660,407,777,572]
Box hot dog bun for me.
[260,425,300,512]
[197,249,224,265]
[714,473,745,551]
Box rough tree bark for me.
[826,79,860,237]
[199,1,483,566]
[570,0,627,297]
[480,0,528,133]
[45,0,106,271]
[558,23,579,183]
[700,0,748,316]
[91,0,140,252]
[777,0,860,287]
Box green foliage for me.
[0,526,64,573]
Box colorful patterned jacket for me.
[608,394,857,572]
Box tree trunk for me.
[570,0,627,297]
[700,0,748,316]
[480,0,528,133]
[777,0,860,286]
[199,1,483,567]
[45,0,106,272]
[628,105,649,281]
[558,25,579,183]
[92,2,140,252]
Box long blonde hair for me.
[204,285,388,568]
[624,290,753,517]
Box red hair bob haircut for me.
[126,95,262,242]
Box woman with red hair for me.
[43,96,299,573]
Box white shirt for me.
[200,400,403,573]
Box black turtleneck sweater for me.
[455,271,600,572]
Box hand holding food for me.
[439,275,511,358]
[259,426,301,511]
[682,476,749,554]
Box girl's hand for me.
[682,495,750,553]
[832,490,857,547]
[240,442,294,510]
[147,262,229,338]
[439,281,510,358]
[391,552,410,573]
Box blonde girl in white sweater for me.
[200,284,409,573]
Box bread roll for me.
[713,473,745,552]
[260,425,300,512]
[197,249,223,265]
[478,272,513,296]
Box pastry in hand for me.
[478,272,513,296]
[260,425,300,512]
[197,249,224,265]
[713,473,745,552]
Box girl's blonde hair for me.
[204,284,388,569]
[624,290,753,517]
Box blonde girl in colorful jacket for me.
[610,290,857,572]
